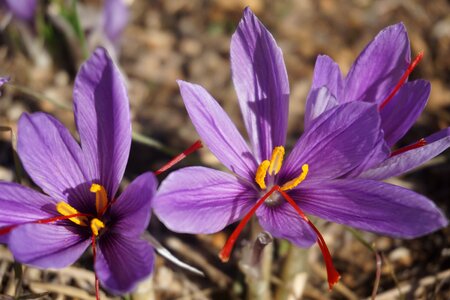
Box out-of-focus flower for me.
[304,23,450,180]
[3,0,37,21]
[154,8,448,289]
[0,48,155,295]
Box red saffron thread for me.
[379,51,424,111]
[154,140,203,175]
[218,185,278,262]
[277,188,340,290]
[0,213,92,235]
[390,138,427,157]
[91,234,100,300]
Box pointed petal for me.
[110,172,156,236]
[359,127,450,180]
[304,86,339,130]
[282,102,381,181]
[96,233,154,294]
[154,167,258,234]
[256,201,316,248]
[178,81,258,179]
[17,113,92,209]
[8,224,90,268]
[344,23,410,104]
[74,48,131,198]
[309,55,344,99]
[103,0,129,43]
[293,179,448,238]
[231,7,290,161]
[380,80,429,146]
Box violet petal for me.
[178,80,258,179]
[380,80,430,146]
[304,86,339,131]
[110,172,156,236]
[231,7,290,161]
[358,127,450,180]
[17,112,92,210]
[344,23,410,104]
[293,179,448,238]
[282,102,381,181]
[96,233,154,294]
[8,224,90,268]
[73,48,131,198]
[154,166,258,234]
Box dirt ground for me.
[0,0,449,299]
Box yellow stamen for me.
[56,202,88,226]
[268,146,285,175]
[90,218,105,236]
[281,164,309,191]
[90,184,108,215]
[255,160,270,190]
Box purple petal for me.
[96,233,154,294]
[344,23,410,104]
[110,172,156,236]
[154,167,257,234]
[304,86,339,131]
[256,201,316,247]
[17,113,92,210]
[0,182,57,243]
[8,224,90,268]
[103,0,129,43]
[344,130,390,177]
[309,55,344,100]
[74,48,131,198]
[293,179,448,238]
[5,0,36,21]
[358,127,450,180]
[380,80,429,146]
[282,102,381,181]
[178,80,258,179]
[231,7,290,161]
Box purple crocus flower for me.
[0,48,155,295]
[304,23,450,179]
[3,0,37,21]
[154,8,447,288]
[102,0,129,44]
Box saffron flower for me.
[304,23,450,179]
[154,8,448,289]
[2,0,37,21]
[0,48,155,294]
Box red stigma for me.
[0,213,92,235]
[219,186,340,289]
[379,51,424,111]
[219,185,279,262]
[154,140,203,175]
[390,138,427,157]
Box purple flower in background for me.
[0,48,155,295]
[102,0,129,44]
[3,0,37,21]
[304,23,450,179]
[154,8,447,289]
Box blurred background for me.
[0,0,449,299]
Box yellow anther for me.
[255,160,270,190]
[90,184,108,215]
[268,146,285,175]
[90,218,105,236]
[56,202,88,226]
[281,164,309,191]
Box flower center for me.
[55,183,109,237]
[255,146,309,196]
